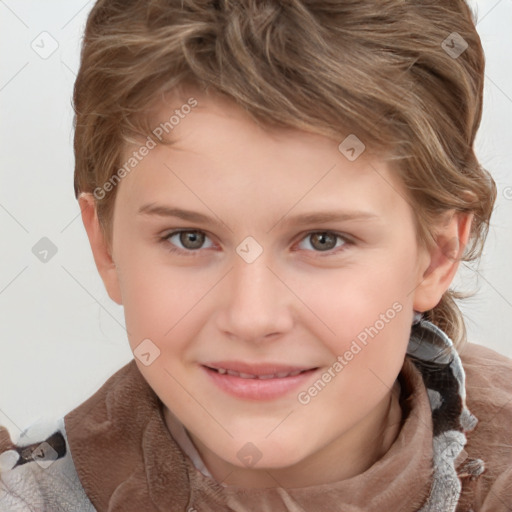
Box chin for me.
[219,437,311,470]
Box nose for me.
[215,250,294,344]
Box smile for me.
[208,367,307,379]
[202,362,319,401]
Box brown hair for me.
[73,0,496,351]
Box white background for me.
[1,0,511,439]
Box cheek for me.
[288,252,417,354]
[116,253,197,347]
[118,264,223,371]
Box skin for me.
[80,88,473,489]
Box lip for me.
[204,361,315,376]
[202,361,319,401]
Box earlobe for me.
[78,193,123,305]
[413,211,473,313]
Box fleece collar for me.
[59,319,483,512]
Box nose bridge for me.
[218,245,292,341]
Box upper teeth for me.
[215,368,303,379]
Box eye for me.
[162,230,215,255]
[161,229,352,257]
[295,231,351,255]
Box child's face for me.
[103,89,434,483]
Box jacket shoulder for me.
[457,342,512,511]
[0,417,96,511]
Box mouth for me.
[202,362,319,400]
[205,366,312,379]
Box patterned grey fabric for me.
[408,318,485,512]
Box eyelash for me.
[160,229,354,258]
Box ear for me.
[78,193,123,305]
[413,210,473,312]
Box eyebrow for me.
[137,203,379,228]
[277,210,379,227]
[138,203,225,228]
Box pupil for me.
[181,231,203,249]
[313,233,335,251]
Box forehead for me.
[115,90,410,223]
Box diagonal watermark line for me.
[163,367,234,438]
[60,200,89,233]
[475,0,504,25]
[0,266,28,296]
[164,267,233,337]
[60,0,93,29]
[462,262,512,309]
[484,426,512,510]
[265,410,295,438]
[0,408,25,437]
[0,202,29,233]
[487,485,512,511]
[60,265,129,334]
[60,210,82,233]
[265,266,336,336]
[266,163,337,233]
[60,59,77,77]
[0,62,29,92]
[478,392,512,428]
[163,162,233,233]
[368,367,394,393]
[217,469,236,487]
[0,0,29,28]
[485,73,512,108]
[259,471,309,511]
[406,274,427,298]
